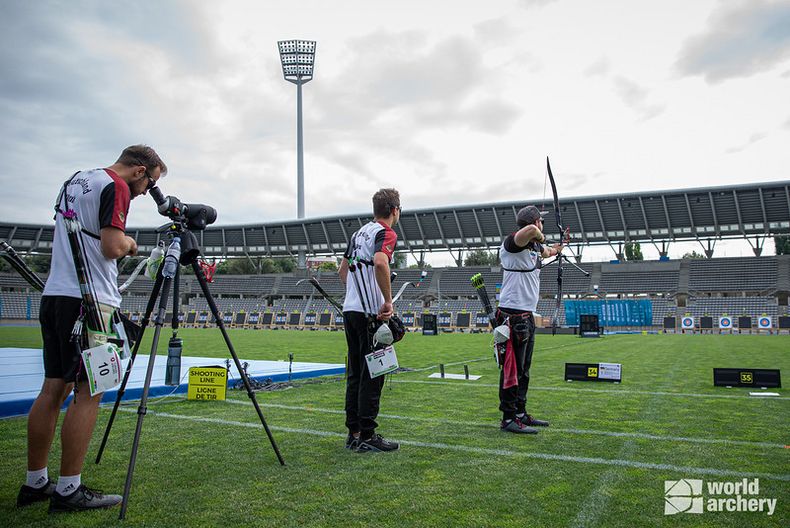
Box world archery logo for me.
[664,478,777,516]
[665,479,703,515]
[758,317,771,328]
[719,317,732,329]
[681,317,694,328]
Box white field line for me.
[223,399,786,450]
[571,361,678,528]
[389,379,790,401]
[118,408,790,482]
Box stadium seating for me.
[0,291,42,319]
[598,262,679,295]
[688,257,777,293]
[685,296,778,318]
[1,255,787,331]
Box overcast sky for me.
[1,0,789,261]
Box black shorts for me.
[40,296,83,382]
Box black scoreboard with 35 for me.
[713,368,781,388]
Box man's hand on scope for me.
[125,236,138,256]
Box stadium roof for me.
[2,181,788,258]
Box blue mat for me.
[0,348,344,418]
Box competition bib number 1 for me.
[365,345,399,379]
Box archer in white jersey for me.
[496,205,564,435]
[338,188,402,452]
[341,220,398,315]
[24,146,166,513]
[44,168,131,308]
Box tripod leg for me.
[172,265,181,333]
[95,272,164,464]
[191,261,286,466]
[119,275,172,520]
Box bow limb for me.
[547,156,563,335]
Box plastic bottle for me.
[165,336,183,386]
[162,237,181,278]
[145,242,166,279]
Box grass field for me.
[0,326,788,527]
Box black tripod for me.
[95,225,285,520]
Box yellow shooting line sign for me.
[187,366,227,401]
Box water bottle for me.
[165,336,182,386]
[145,242,166,279]
[162,237,181,278]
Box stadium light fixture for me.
[278,40,316,84]
[278,39,316,268]
[277,40,316,220]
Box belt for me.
[498,308,532,317]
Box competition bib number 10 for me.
[80,343,123,396]
[365,345,399,378]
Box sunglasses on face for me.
[130,157,156,191]
[145,171,156,191]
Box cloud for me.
[474,17,522,45]
[302,31,524,182]
[613,76,649,107]
[675,0,790,83]
[725,132,768,154]
[0,0,532,227]
[454,98,523,135]
[613,76,665,121]
[584,57,610,77]
[352,34,503,110]
[0,0,240,225]
[516,0,560,8]
[637,105,666,123]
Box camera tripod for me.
[94,224,285,520]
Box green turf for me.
[0,327,788,527]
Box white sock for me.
[56,474,81,496]
[26,468,48,489]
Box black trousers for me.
[343,311,385,437]
[497,309,536,420]
[40,296,83,382]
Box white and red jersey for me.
[498,234,543,312]
[342,221,397,315]
[43,168,130,308]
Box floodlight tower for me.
[278,39,316,267]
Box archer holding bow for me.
[496,205,564,434]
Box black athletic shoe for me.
[520,414,549,427]
[356,434,400,452]
[345,433,360,450]
[17,480,55,507]
[500,418,538,434]
[48,484,122,513]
